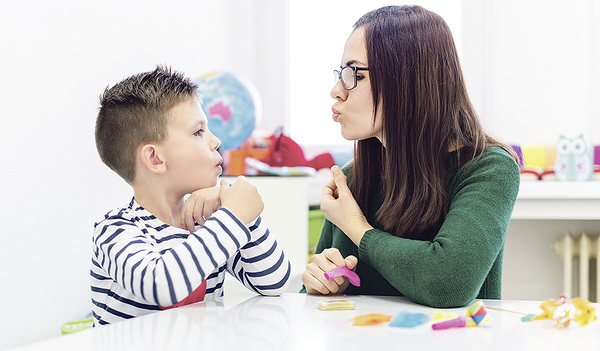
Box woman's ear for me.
[139,144,166,174]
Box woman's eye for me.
[194,129,204,136]
[356,75,365,81]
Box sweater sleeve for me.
[226,216,291,296]
[92,207,251,307]
[358,149,520,307]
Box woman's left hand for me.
[321,166,373,246]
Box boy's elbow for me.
[256,281,289,296]
[256,264,292,296]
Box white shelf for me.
[304,177,600,221]
[517,181,600,200]
[513,181,600,220]
[307,178,600,220]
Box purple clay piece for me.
[324,266,361,287]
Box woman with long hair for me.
[301,5,520,308]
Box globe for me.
[195,71,261,151]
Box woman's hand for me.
[320,166,373,246]
[302,248,358,295]
[180,186,221,230]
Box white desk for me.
[16,293,600,350]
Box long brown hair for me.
[350,5,515,239]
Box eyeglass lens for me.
[334,67,356,89]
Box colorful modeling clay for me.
[431,301,491,331]
[488,295,597,327]
[521,314,537,322]
[318,299,355,311]
[572,297,597,326]
[529,294,597,327]
[432,316,468,330]
[324,266,361,287]
[388,311,430,328]
[352,313,393,326]
[465,300,490,326]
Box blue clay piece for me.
[472,314,485,325]
[389,311,430,328]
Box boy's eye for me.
[194,129,204,137]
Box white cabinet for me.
[506,181,600,300]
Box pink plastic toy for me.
[324,266,361,287]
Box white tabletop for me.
[16,293,600,351]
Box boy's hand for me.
[180,186,221,230]
[220,176,264,224]
[302,248,358,295]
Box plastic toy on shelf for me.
[511,138,599,181]
[223,127,339,176]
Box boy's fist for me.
[220,176,264,224]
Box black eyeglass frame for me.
[333,66,369,90]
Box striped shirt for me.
[91,197,291,326]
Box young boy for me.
[91,66,291,326]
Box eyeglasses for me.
[333,66,369,90]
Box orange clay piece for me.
[352,313,393,326]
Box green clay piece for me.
[521,314,537,322]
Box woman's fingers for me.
[303,263,340,294]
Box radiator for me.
[552,233,600,302]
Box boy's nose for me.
[212,136,221,150]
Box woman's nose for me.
[330,80,347,101]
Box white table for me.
[16,293,600,350]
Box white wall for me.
[289,0,462,147]
[459,0,600,302]
[502,220,600,301]
[0,1,288,349]
[461,0,600,146]
[290,0,600,148]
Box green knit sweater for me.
[301,147,520,308]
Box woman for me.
[301,5,520,308]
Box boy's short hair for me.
[96,66,199,184]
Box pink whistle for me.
[431,316,467,330]
[324,266,361,287]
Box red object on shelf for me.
[262,128,334,170]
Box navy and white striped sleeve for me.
[227,216,291,296]
[92,208,251,307]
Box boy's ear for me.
[139,144,166,174]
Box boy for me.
[91,66,290,326]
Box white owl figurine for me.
[554,135,593,181]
